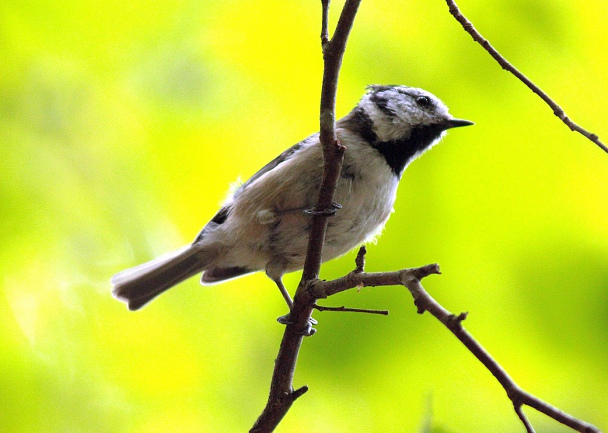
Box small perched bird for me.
[112,85,473,312]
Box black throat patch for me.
[374,124,446,177]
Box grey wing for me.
[193,141,304,243]
[232,141,303,199]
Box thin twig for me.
[313,303,389,315]
[445,0,608,154]
[321,0,330,46]
[354,245,366,272]
[515,404,536,433]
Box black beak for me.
[445,118,475,129]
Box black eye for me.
[416,96,432,107]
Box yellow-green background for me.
[1,0,607,432]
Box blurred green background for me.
[1,0,607,432]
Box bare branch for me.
[308,263,441,299]
[302,0,363,283]
[321,0,330,46]
[305,265,601,433]
[250,1,362,431]
[313,303,389,315]
[445,0,608,154]
[401,271,601,433]
[514,404,535,433]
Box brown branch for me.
[354,244,366,272]
[445,0,608,154]
[313,303,389,315]
[249,1,362,432]
[405,275,601,433]
[306,261,600,433]
[514,405,535,433]
[320,0,330,46]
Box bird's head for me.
[341,85,473,176]
[360,85,473,142]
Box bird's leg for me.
[274,277,317,332]
[275,277,294,310]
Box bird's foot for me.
[304,201,342,217]
[277,314,318,336]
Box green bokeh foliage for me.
[1,0,607,432]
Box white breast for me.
[322,130,399,260]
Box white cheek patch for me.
[359,96,381,120]
[359,95,412,142]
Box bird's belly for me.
[208,168,398,277]
[324,189,395,259]
[277,175,398,272]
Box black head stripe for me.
[210,206,230,225]
[339,106,378,143]
[369,91,397,117]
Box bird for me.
[111,85,473,313]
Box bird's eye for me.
[416,96,432,107]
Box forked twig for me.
[400,269,600,433]
[308,258,601,433]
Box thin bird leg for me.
[274,277,317,329]
[274,277,293,309]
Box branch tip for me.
[354,245,367,272]
[411,263,441,280]
[456,311,468,322]
[292,385,309,401]
[334,138,346,151]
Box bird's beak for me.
[445,118,475,129]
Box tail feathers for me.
[111,245,206,311]
[201,266,253,285]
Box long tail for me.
[111,245,207,311]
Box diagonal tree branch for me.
[400,273,600,433]
[445,0,608,154]
[307,250,601,433]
